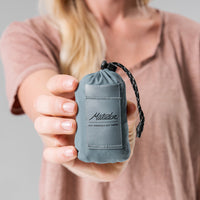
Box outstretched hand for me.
[34,74,137,182]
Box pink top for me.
[0,9,200,200]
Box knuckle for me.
[43,147,64,164]
[46,75,58,90]
[54,75,62,90]
[34,116,51,134]
[34,95,46,111]
[55,97,64,113]
[42,147,55,163]
[34,116,42,132]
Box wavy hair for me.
[39,0,150,81]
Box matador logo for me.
[89,112,118,121]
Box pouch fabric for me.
[74,61,144,164]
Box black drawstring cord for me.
[101,60,145,138]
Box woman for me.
[0,0,199,199]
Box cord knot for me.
[101,60,117,72]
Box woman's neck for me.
[84,0,152,28]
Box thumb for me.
[126,101,137,154]
[126,100,136,119]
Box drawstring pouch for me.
[74,60,145,164]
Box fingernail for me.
[63,80,76,89]
[63,102,75,113]
[61,121,72,130]
[64,148,74,157]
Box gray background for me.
[0,0,199,199]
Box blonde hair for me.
[39,0,150,81]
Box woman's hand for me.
[34,74,137,182]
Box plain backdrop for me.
[0,0,199,200]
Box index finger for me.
[47,74,79,95]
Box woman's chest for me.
[104,32,159,69]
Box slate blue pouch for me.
[74,60,144,164]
